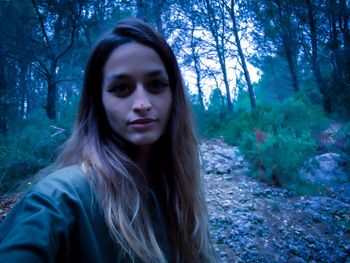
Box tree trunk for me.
[153,0,164,36]
[220,56,233,111]
[275,0,300,92]
[338,0,350,52]
[19,63,28,119]
[31,0,81,121]
[305,0,331,111]
[228,0,256,109]
[46,61,57,120]
[189,23,205,110]
[329,0,343,83]
[204,0,233,111]
[26,67,33,118]
[285,46,300,93]
[331,0,350,117]
[194,63,205,110]
[136,0,148,21]
[0,55,7,135]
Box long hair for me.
[55,18,215,262]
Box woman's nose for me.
[132,85,152,112]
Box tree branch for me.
[30,0,53,56]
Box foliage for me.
[192,88,233,138]
[207,88,225,114]
[0,109,74,194]
[332,122,350,172]
[252,55,295,103]
[337,122,350,155]
[192,103,232,139]
[223,93,327,143]
[203,94,328,191]
[239,128,318,186]
[1,0,350,195]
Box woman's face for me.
[102,42,172,147]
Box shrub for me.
[192,103,233,139]
[221,94,327,191]
[0,110,72,194]
[334,122,350,172]
[239,128,318,186]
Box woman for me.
[0,18,215,262]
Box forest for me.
[0,0,349,195]
[1,1,350,261]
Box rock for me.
[293,256,307,263]
[299,153,349,187]
[305,234,316,244]
[253,188,273,198]
[328,183,350,204]
[200,139,249,175]
[214,163,231,174]
[289,244,300,256]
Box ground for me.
[205,172,350,262]
[0,194,20,222]
[1,162,350,263]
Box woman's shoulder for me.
[0,165,115,262]
[31,164,92,200]
[0,164,98,239]
[20,164,98,217]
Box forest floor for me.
[0,193,20,222]
[205,172,350,263]
[1,140,350,263]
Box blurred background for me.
[0,0,349,197]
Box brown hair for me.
[55,17,215,262]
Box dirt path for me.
[205,172,350,263]
[1,154,349,263]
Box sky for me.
[169,20,261,106]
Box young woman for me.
[0,18,215,262]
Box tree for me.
[29,0,83,120]
[136,0,168,35]
[326,0,350,116]
[248,0,301,93]
[0,45,8,134]
[202,0,233,111]
[224,0,256,109]
[297,0,350,116]
[208,88,225,113]
[189,22,206,110]
[298,0,329,110]
[254,55,295,102]
[0,0,36,133]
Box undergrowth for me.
[194,93,345,194]
[0,101,76,194]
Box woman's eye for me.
[148,80,169,94]
[109,84,132,97]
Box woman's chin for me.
[125,136,160,148]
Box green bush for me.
[333,122,350,172]
[335,122,350,153]
[221,94,328,191]
[192,103,233,139]
[223,93,327,144]
[0,110,72,194]
[239,128,318,186]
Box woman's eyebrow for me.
[106,74,129,83]
[146,70,167,78]
[105,70,168,85]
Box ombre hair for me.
[55,18,215,262]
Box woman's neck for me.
[135,145,153,175]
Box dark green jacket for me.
[0,165,171,263]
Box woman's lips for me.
[128,118,157,131]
